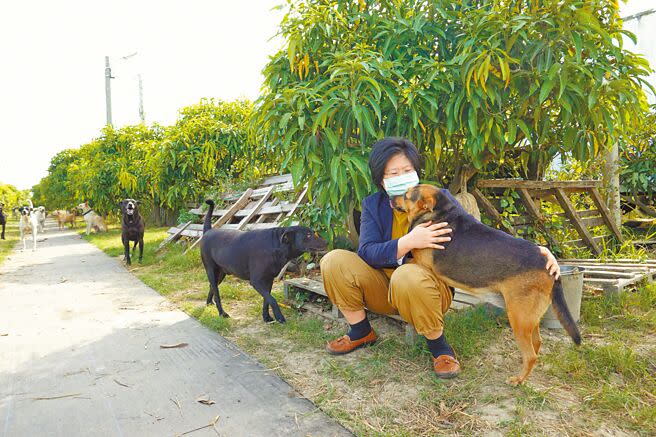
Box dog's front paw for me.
[263,313,274,323]
[219,311,230,318]
[276,314,287,324]
[506,376,524,386]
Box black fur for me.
[200,199,327,323]
[0,203,5,240]
[119,199,145,265]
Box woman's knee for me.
[320,249,358,274]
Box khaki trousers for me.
[320,249,453,336]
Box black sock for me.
[347,317,372,341]
[426,334,454,358]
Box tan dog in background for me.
[52,209,77,230]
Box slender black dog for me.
[0,203,6,240]
[201,199,327,323]
[119,199,145,265]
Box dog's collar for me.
[82,209,93,216]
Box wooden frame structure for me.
[159,174,307,252]
[472,179,623,255]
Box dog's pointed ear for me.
[280,230,292,245]
[417,195,436,211]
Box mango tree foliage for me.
[252,0,651,233]
[33,98,266,219]
[0,183,30,208]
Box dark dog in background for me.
[119,199,145,265]
[391,185,581,385]
[0,203,6,240]
[201,199,327,323]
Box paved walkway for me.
[0,223,351,437]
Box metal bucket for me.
[541,265,584,329]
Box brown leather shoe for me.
[325,330,377,355]
[432,355,461,379]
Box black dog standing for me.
[0,203,6,240]
[201,199,327,323]
[119,199,145,265]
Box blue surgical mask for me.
[383,171,419,197]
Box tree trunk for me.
[448,165,477,194]
[526,152,546,181]
[603,142,622,228]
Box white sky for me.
[0,0,284,190]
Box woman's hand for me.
[538,246,560,279]
[397,221,452,258]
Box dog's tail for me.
[204,199,215,233]
[551,279,582,345]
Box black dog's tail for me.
[204,199,215,233]
[551,279,582,345]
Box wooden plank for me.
[256,198,279,224]
[237,186,274,230]
[185,188,254,253]
[553,188,600,255]
[261,174,293,186]
[477,179,600,189]
[159,220,193,250]
[517,189,543,221]
[555,209,600,219]
[471,187,516,235]
[286,185,309,218]
[580,216,607,228]
[564,235,609,249]
[559,259,656,267]
[589,187,624,242]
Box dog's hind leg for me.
[502,283,551,386]
[250,278,285,324]
[209,268,229,318]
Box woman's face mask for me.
[383,171,419,197]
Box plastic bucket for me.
[541,265,584,329]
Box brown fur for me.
[52,210,77,230]
[393,184,580,385]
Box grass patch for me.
[0,218,19,264]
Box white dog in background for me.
[34,206,47,233]
[19,201,39,251]
[77,201,107,235]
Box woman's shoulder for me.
[362,191,386,206]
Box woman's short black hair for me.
[368,137,421,189]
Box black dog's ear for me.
[280,230,293,245]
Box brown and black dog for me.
[391,184,581,385]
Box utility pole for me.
[104,56,113,126]
[138,73,145,123]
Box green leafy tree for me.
[252,0,652,235]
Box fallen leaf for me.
[160,343,188,349]
[0,333,8,337]
[196,396,216,405]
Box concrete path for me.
[0,223,351,437]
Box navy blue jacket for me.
[357,191,405,269]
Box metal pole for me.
[138,73,145,123]
[104,56,113,126]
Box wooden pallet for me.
[160,174,306,251]
[474,179,623,255]
[282,277,506,344]
[559,258,656,294]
